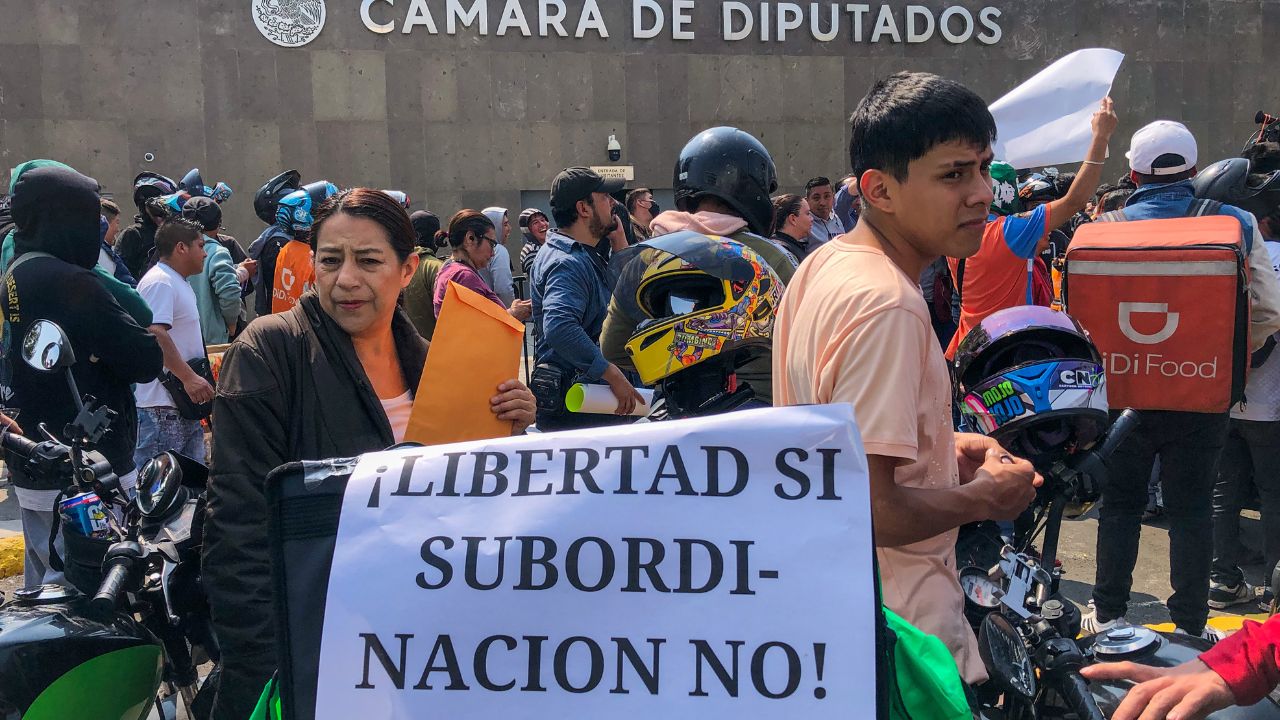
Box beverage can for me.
[58,492,110,538]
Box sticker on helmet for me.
[993,180,1017,208]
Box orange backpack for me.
[1063,206,1250,413]
[271,239,315,314]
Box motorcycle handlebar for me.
[90,563,130,615]
[0,429,40,460]
[90,541,143,615]
[1058,671,1106,720]
[1098,409,1141,462]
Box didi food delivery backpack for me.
[1062,202,1250,413]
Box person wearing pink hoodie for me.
[599,127,798,407]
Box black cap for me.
[409,210,440,245]
[182,196,222,232]
[550,167,624,212]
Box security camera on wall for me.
[608,134,622,163]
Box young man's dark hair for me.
[625,187,652,214]
[154,217,204,258]
[849,71,997,182]
[804,177,831,194]
[1098,188,1134,213]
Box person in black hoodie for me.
[1,165,164,589]
[116,172,177,279]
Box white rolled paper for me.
[565,383,654,417]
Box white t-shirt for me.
[380,391,413,444]
[1234,240,1280,422]
[135,262,205,409]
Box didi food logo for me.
[1117,302,1180,345]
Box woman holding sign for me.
[201,188,536,720]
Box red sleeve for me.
[1200,617,1280,706]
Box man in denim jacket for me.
[530,167,642,431]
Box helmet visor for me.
[954,306,1092,385]
[614,230,755,323]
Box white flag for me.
[990,49,1125,169]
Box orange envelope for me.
[405,281,524,445]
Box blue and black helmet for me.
[954,306,1108,465]
[276,180,339,235]
[254,170,302,225]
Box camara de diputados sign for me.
[313,405,877,719]
[254,0,1005,47]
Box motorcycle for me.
[0,320,218,720]
[958,410,1280,719]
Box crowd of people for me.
[6,67,1280,718]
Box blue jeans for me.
[135,407,206,469]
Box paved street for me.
[1057,505,1272,628]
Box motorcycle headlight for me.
[137,452,184,518]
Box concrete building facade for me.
[0,0,1270,245]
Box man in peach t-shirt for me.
[774,72,1041,684]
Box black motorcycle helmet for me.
[254,170,302,225]
[1193,157,1280,220]
[1018,174,1069,207]
[178,168,205,196]
[953,306,1108,466]
[673,127,778,236]
[132,172,177,216]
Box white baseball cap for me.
[1126,120,1198,176]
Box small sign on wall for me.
[590,165,636,182]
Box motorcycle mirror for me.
[22,320,75,373]
[978,613,1038,701]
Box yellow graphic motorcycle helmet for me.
[619,231,782,388]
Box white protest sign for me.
[990,48,1125,169]
[315,404,876,719]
